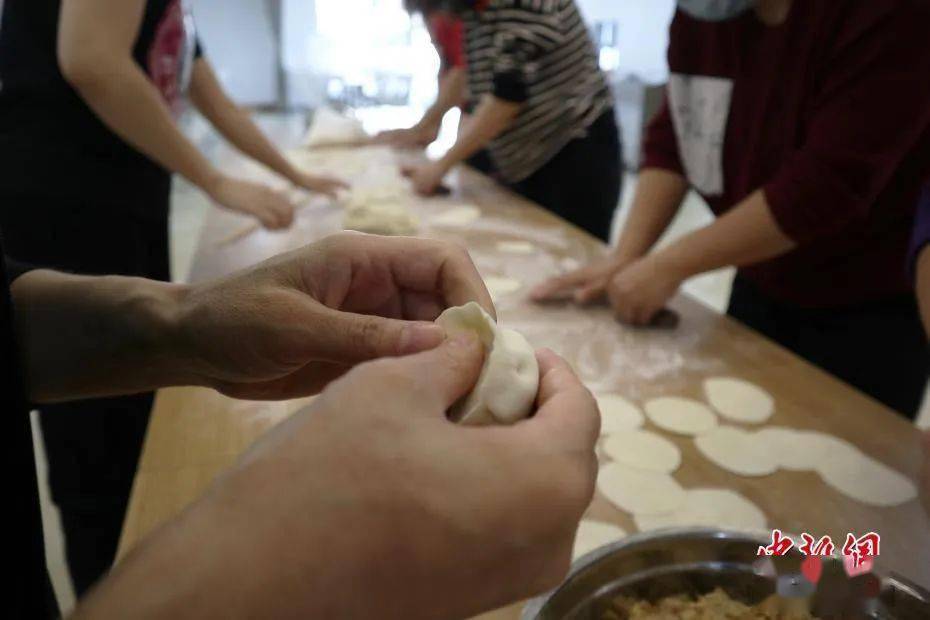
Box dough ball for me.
[435,302,539,426]
[601,429,681,474]
[644,397,717,436]
[703,377,774,424]
[302,107,368,147]
[596,394,645,434]
[694,425,779,477]
[343,203,418,236]
[597,461,686,516]
[634,488,767,533]
[572,520,627,561]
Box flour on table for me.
[431,204,481,227]
[644,397,717,436]
[694,425,779,477]
[572,520,627,562]
[634,488,767,533]
[496,240,536,255]
[597,462,686,516]
[596,395,645,434]
[602,429,681,474]
[704,377,774,424]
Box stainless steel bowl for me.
[522,528,930,619]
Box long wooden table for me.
[118,145,930,617]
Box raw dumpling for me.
[435,302,539,425]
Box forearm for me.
[652,189,796,279]
[420,67,467,129]
[438,95,521,169]
[917,247,930,338]
[11,270,191,403]
[613,168,689,260]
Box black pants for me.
[0,190,170,595]
[727,276,930,420]
[510,109,622,242]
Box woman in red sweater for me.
[534,0,930,419]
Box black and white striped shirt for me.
[463,0,612,182]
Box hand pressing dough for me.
[572,520,627,561]
[431,205,481,227]
[602,429,681,474]
[484,276,523,300]
[343,203,418,236]
[817,449,917,507]
[435,302,538,426]
[634,488,767,533]
[703,377,774,424]
[496,240,536,255]
[597,462,686,516]
[694,425,779,477]
[644,397,717,436]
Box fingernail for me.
[398,323,444,355]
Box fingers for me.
[309,306,446,363]
[530,265,602,303]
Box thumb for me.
[391,334,485,411]
[310,307,446,363]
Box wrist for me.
[647,248,694,283]
[131,279,197,388]
[200,168,227,198]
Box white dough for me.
[601,429,681,474]
[496,240,536,255]
[572,520,627,561]
[817,450,917,507]
[703,377,774,424]
[644,397,717,436]
[597,462,686,516]
[435,302,538,426]
[431,205,481,227]
[302,107,368,147]
[755,427,859,472]
[694,425,779,477]
[596,395,645,434]
[634,488,767,533]
[484,276,523,300]
[343,203,418,236]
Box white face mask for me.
[677,0,755,21]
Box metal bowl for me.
[522,528,930,619]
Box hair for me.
[403,0,467,15]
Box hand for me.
[207,175,295,230]
[530,253,634,305]
[79,341,599,619]
[401,161,448,196]
[606,255,684,325]
[374,123,439,149]
[173,233,494,399]
[290,170,349,199]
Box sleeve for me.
[490,4,564,103]
[431,15,466,72]
[762,4,930,244]
[910,185,930,278]
[640,92,685,175]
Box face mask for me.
[677,0,755,22]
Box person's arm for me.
[188,59,347,198]
[57,0,295,229]
[72,344,598,619]
[375,67,467,148]
[10,234,493,403]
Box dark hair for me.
[403,0,467,15]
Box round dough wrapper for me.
[342,203,418,236]
[694,425,779,477]
[435,302,538,426]
[817,451,917,507]
[755,427,859,472]
[597,462,686,516]
[602,429,681,474]
[431,205,481,227]
[704,377,774,424]
[596,395,645,434]
[496,240,536,255]
[634,488,767,533]
[572,520,627,561]
[644,397,717,436]
[484,276,523,299]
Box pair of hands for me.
[373,121,441,150]
[206,170,349,231]
[531,252,686,326]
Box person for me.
[0,0,349,594]
[911,185,930,516]
[533,0,930,419]
[400,0,622,242]
[6,232,599,618]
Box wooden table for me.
[118,145,930,617]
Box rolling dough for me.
[431,204,481,227]
[694,425,779,477]
[435,302,538,426]
[817,449,917,507]
[484,276,522,299]
[343,203,418,236]
[496,240,536,255]
[634,488,767,533]
[597,462,686,516]
[644,397,717,436]
[703,377,774,424]
[601,429,681,474]
[572,520,627,561]
[596,395,645,434]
